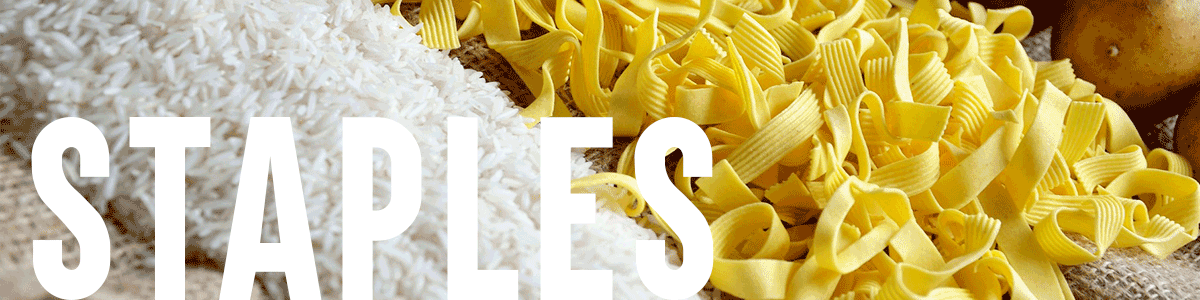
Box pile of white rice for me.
[0,0,701,298]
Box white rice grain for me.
[0,0,704,298]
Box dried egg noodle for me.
[385,0,1200,298]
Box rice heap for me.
[0,0,695,298]
[398,0,1200,299]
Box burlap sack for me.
[2,4,1195,298]
[0,155,267,299]
[1062,240,1200,299]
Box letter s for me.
[634,117,713,299]
[32,117,111,299]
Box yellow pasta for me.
[1035,59,1076,97]
[946,76,994,144]
[867,142,938,196]
[1073,145,1147,192]
[383,0,1200,299]
[799,10,837,31]
[416,0,460,49]
[1059,101,1106,164]
[908,51,954,105]
[725,87,821,182]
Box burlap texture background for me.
[0,155,266,299]
[0,5,1195,299]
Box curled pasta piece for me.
[726,87,821,182]
[799,10,836,31]
[885,100,953,141]
[570,173,648,217]
[1073,145,1147,191]
[1035,59,1076,97]
[946,76,994,143]
[816,0,867,42]
[908,51,954,105]
[1032,195,1124,265]
[868,142,939,196]
[822,39,867,108]
[709,202,795,299]
[969,2,1033,40]
[1059,101,1106,165]
[1038,151,1070,191]
[730,14,786,87]
[417,0,460,49]
[770,20,818,60]
[1148,148,1193,176]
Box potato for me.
[1174,92,1200,174]
[1052,0,1200,122]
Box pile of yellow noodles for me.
[386,0,1200,298]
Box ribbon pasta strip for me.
[380,0,1200,299]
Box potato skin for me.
[1175,93,1200,175]
[1053,0,1200,122]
